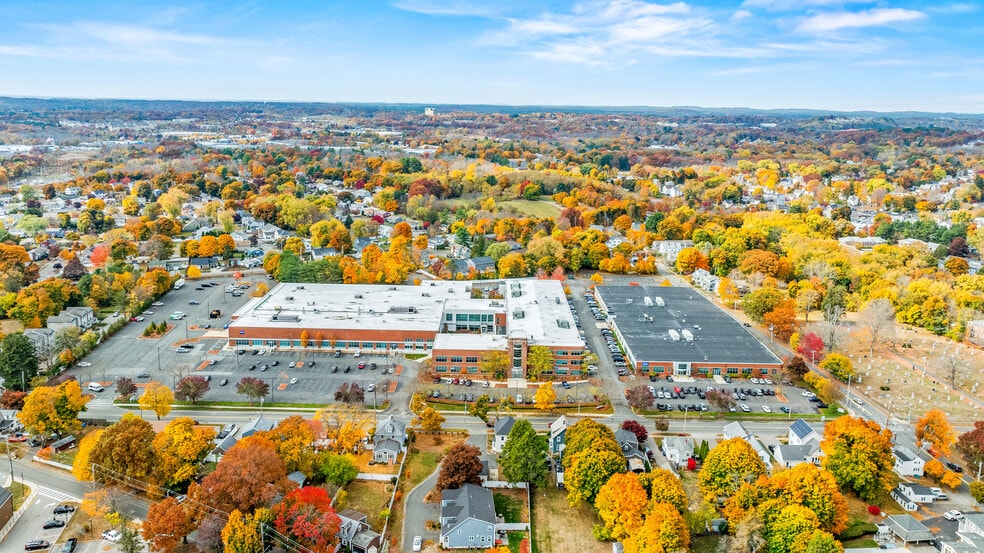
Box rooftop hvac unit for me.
[668,329,680,341]
[644,297,653,306]
[655,297,665,306]
[285,296,294,300]
[354,294,363,299]
[626,298,633,304]
[555,297,561,304]
[681,329,694,342]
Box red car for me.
[8,433,28,442]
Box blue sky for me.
[0,1,981,112]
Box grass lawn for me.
[498,199,562,219]
[494,490,526,524]
[842,538,879,548]
[8,481,30,510]
[532,486,609,553]
[51,449,78,466]
[691,535,724,553]
[506,531,527,553]
[344,480,392,530]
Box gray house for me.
[492,417,516,453]
[337,509,382,553]
[615,429,648,473]
[375,416,407,444]
[440,484,497,549]
[373,438,401,464]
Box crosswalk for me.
[38,486,79,503]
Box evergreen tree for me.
[0,333,38,391]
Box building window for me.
[436,366,447,373]
[435,356,448,363]
[446,313,452,322]
[466,356,478,363]
[450,366,460,373]
[376,342,386,349]
[348,341,359,348]
[451,356,463,363]
[728,367,739,374]
[742,367,752,375]
[456,314,468,322]
[362,342,373,349]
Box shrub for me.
[867,505,881,515]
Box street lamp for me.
[156,346,162,371]
[769,325,774,344]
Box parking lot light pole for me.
[156,346,162,371]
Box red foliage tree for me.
[191,436,293,514]
[90,244,110,268]
[621,420,649,443]
[0,389,28,409]
[797,332,825,364]
[272,486,342,553]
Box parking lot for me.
[639,377,823,416]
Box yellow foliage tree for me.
[916,409,956,457]
[924,459,944,478]
[317,405,373,454]
[251,282,269,298]
[624,502,690,553]
[418,407,445,431]
[590,273,604,285]
[186,265,202,278]
[81,489,112,522]
[222,509,265,553]
[71,429,104,481]
[594,472,649,541]
[941,470,963,490]
[139,381,174,420]
[698,438,767,501]
[18,380,90,436]
[534,382,556,410]
[153,417,217,488]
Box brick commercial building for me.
[228,279,586,376]
[594,285,782,378]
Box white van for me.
[88,382,104,392]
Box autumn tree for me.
[855,298,896,357]
[526,346,553,381]
[638,468,688,514]
[0,333,39,390]
[534,381,556,410]
[18,380,90,436]
[563,419,621,469]
[706,389,737,411]
[743,285,786,323]
[90,413,157,481]
[819,353,853,381]
[417,407,445,431]
[626,384,654,410]
[764,299,799,342]
[499,419,548,488]
[72,429,104,481]
[436,444,484,491]
[621,420,649,443]
[221,509,267,553]
[116,377,137,398]
[174,375,210,404]
[153,416,216,489]
[193,436,293,514]
[139,381,174,420]
[821,416,894,501]
[796,333,825,365]
[594,472,649,541]
[624,502,690,553]
[142,496,194,552]
[0,390,27,410]
[676,247,709,274]
[566,445,626,506]
[236,376,269,404]
[62,255,88,280]
[698,438,767,501]
[316,452,358,487]
[766,504,821,553]
[480,350,509,380]
[957,421,984,469]
[272,486,342,553]
[258,415,316,474]
[916,409,956,458]
[317,405,373,454]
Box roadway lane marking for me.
[38,486,80,503]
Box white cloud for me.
[927,3,978,14]
[390,0,498,17]
[797,8,925,32]
[741,0,872,10]
[731,10,753,21]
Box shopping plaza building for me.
[227,279,587,376]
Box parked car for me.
[130,316,145,322]
[367,384,375,392]
[289,378,298,385]
[25,540,51,551]
[53,504,76,515]
[102,530,122,542]
[945,461,964,473]
[61,538,78,553]
[944,510,965,521]
[219,378,228,386]
[412,536,422,552]
[43,518,66,529]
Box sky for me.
[0,1,981,113]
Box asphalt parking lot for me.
[640,378,823,416]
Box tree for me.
[730,514,766,553]
[258,415,316,474]
[468,394,494,422]
[480,350,509,380]
[139,381,174,420]
[706,389,737,411]
[221,509,265,553]
[676,247,709,274]
[417,407,445,431]
[118,525,145,553]
[821,416,894,501]
[855,299,896,357]
[801,530,844,553]
[534,382,556,410]
[941,470,962,490]
[174,376,210,404]
[316,452,358,487]
[625,502,690,553]
[436,444,484,491]
[236,376,269,404]
[116,377,137,398]
[195,513,226,553]
[142,497,194,553]
[796,333,825,364]
[743,286,786,323]
[90,413,157,481]
[594,472,649,541]
[818,353,853,381]
[499,419,548,488]
[272,486,342,553]
[526,346,553,381]
[194,436,292,514]
[916,409,956,458]
[638,468,688,514]
[970,481,984,504]
[563,419,621,469]
[153,416,216,489]
[334,382,365,403]
[698,438,767,501]
[621,420,649,443]
[764,300,799,342]
[626,384,654,410]
[957,421,984,469]
[0,333,39,391]
[72,429,104,481]
[61,255,88,280]
[186,265,202,278]
[566,447,626,506]
[317,405,373,454]
[0,390,27,409]
[18,380,90,436]
[766,504,820,553]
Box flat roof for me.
[596,286,781,366]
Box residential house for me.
[605,235,628,251]
[375,416,407,444]
[788,419,820,446]
[260,224,289,242]
[372,438,401,464]
[892,482,936,511]
[240,417,275,438]
[492,417,516,453]
[884,514,933,544]
[182,217,211,233]
[205,428,241,463]
[449,242,472,259]
[723,421,749,441]
[466,256,497,275]
[661,436,694,467]
[189,256,220,269]
[23,328,55,358]
[46,306,97,332]
[946,513,984,553]
[747,436,772,467]
[287,471,307,488]
[337,509,382,553]
[615,429,648,473]
[773,442,821,469]
[691,269,720,294]
[651,240,693,263]
[548,416,567,456]
[894,446,926,478]
[372,416,407,464]
[440,484,497,549]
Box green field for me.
[498,199,562,219]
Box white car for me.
[77,361,92,367]
[102,530,122,542]
[367,383,375,392]
[944,510,965,521]
[152,302,164,307]
[412,536,422,552]
[208,360,217,366]
[740,404,750,412]
[762,405,772,413]
[289,378,298,385]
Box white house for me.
[893,446,925,478]
[661,436,694,467]
[892,482,936,511]
[549,416,567,456]
[773,442,821,469]
[492,417,516,453]
[723,421,749,441]
[46,306,97,332]
[788,419,820,446]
